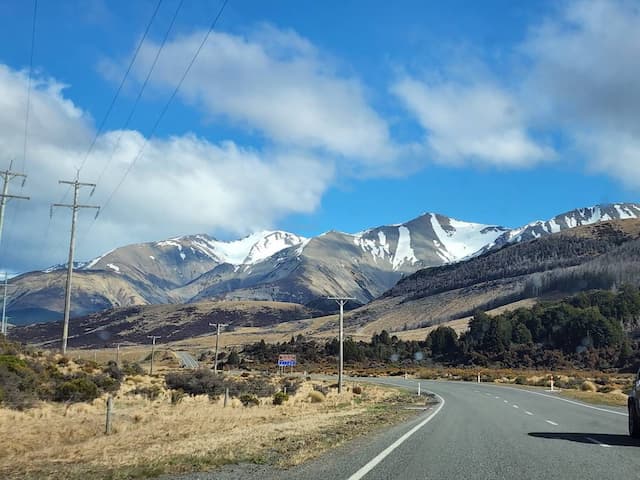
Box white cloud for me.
[392,77,551,167]
[0,64,333,273]
[129,25,397,165]
[522,0,640,188]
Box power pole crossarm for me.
[327,296,355,394]
[51,173,100,354]
[0,161,30,248]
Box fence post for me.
[224,388,229,408]
[105,395,113,435]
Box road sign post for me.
[278,354,296,373]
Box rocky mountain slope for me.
[13,218,640,347]
[343,218,640,335]
[6,203,640,326]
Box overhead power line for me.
[84,0,229,237]
[95,0,185,186]
[22,0,38,174]
[76,0,164,174]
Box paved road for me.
[277,378,640,480]
[175,351,199,369]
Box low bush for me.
[312,384,329,395]
[54,377,99,402]
[129,385,162,401]
[352,385,362,395]
[171,389,185,405]
[273,391,289,405]
[240,394,259,407]
[581,380,597,392]
[121,361,144,376]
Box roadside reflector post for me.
[477,372,481,383]
[550,374,554,392]
[418,382,421,396]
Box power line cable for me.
[83,0,229,239]
[21,0,38,174]
[95,0,184,186]
[76,0,164,174]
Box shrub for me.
[54,377,99,402]
[281,378,301,395]
[312,384,329,395]
[240,394,259,407]
[308,391,325,403]
[581,380,597,392]
[352,385,363,395]
[514,376,527,385]
[598,385,615,393]
[240,372,251,377]
[121,361,144,376]
[171,389,185,405]
[273,391,289,405]
[129,385,162,401]
[103,361,124,381]
[245,376,276,397]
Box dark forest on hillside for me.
[243,286,640,371]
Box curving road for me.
[175,351,199,369]
[280,378,640,480]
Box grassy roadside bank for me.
[0,378,432,480]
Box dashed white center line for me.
[585,437,611,448]
[525,411,533,416]
[546,420,559,426]
[504,400,509,403]
[513,405,519,409]
[495,396,500,399]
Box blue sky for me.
[0,0,638,272]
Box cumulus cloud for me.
[128,25,397,165]
[392,77,551,167]
[0,64,333,272]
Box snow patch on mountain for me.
[354,230,391,263]
[392,226,417,270]
[429,214,506,261]
[242,231,307,264]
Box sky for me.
[0,0,638,273]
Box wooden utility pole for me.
[51,172,99,354]
[328,296,355,394]
[147,335,161,375]
[209,323,228,374]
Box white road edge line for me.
[545,420,559,426]
[346,393,446,480]
[585,437,611,448]
[494,385,626,417]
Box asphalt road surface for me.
[276,378,640,480]
[175,351,199,369]
[164,378,640,480]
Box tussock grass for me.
[0,379,415,479]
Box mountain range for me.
[6,203,640,326]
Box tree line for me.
[242,285,640,370]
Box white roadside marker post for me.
[550,374,554,392]
[418,382,421,396]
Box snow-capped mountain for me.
[8,202,640,324]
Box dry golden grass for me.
[559,389,628,407]
[0,379,420,480]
